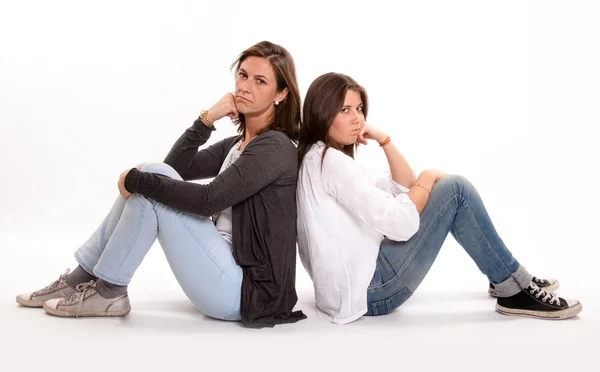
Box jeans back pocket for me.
[369,287,413,316]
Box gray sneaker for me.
[16,269,77,308]
[43,280,131,318]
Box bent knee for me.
[136,162,182,180]
[443,174,471,187]
[434,174,474,195]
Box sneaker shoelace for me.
[529,282,560,305]
[31,268,71,296]
[59,280,97,318]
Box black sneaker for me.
[489,276,559,297]
[496,282,582,320]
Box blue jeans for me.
[73,163,242,321]
[366,175,527,316]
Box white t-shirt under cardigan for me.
[296,142,421,324]
[214,140,243,244]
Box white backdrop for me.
[1,0,598,292]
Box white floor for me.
[1,228,597,372]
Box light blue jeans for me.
[366,175,531,316]
[74,163,242,321]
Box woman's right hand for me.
[356,122,388,146]
[207,93,239,123]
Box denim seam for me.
[456,181,519,283]
[462,199,518,284]
[367,249,393,289]
[369,194,459,290]
[380,248,395,278]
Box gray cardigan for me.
[125,119,306,328]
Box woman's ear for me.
[275,87,289,104]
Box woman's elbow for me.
[405,217,420,240]
[386,214,420,242]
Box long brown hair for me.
[298,72,368,168]
[230,41,301,141]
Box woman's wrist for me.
[206,110,218,125]
[199,110,215,127]
[378,134,391,147]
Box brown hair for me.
[298,72,368,168]
[230,41,301,141]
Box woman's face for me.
[234,56,287,118]
[328,89,364,146]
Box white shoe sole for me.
[16,296,44,308]
[489,281,560,298]
[496,301,582,320]
[42,302,131,318]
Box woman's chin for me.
[346,135,359,146]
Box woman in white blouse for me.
[296,72,581,324]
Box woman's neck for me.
[243,110,273,142]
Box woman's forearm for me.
[382,140,416,189]
[407,171,437,214]
[164,118,214,171]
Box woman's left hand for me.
[118,166,141,200]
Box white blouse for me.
[296,142,420,324]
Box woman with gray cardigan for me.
[16,41,306,328]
